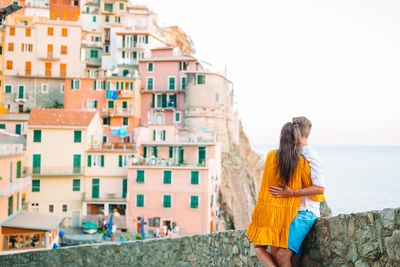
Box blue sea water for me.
[251,145,400,216]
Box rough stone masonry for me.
[0,208,399,267]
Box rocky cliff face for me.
[218,122,264,230]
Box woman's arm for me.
[269,184,325,198]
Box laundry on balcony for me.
[111,127,127,137]
[106,90,119,100]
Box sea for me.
[251,145,400,216]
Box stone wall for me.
[1,208,399,267]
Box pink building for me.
[138,47,201,127]
[126,125,221,235]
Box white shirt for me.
[299,145,326,217]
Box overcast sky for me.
[138,0,400,146]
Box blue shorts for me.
[288,211,317,257]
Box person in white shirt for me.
[269,116,326,266]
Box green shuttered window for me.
[16,161,21,178]
[122,178,127,198]
[92,179,99,199]
[33,130,41,142]
[32,180,40,192]
[137,194,144,207]
[32,154,41,174]
[191,171,199,185]
[73,179,80,191]
[190,196,199,209]
[136,170,144,183]
[74,130,82,143]
[163,171,171,184]
[163,195,171,208]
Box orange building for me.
[50,0,80,21]
[64,73,141,144]
[162,26,194,56]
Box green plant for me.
[136,234,142,240]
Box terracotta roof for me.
[140,56,197,62]
[28,108,96,128]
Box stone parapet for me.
[1,208,399,266]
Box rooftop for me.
[28,108,96,128]
[139,56,197,62]
[1,211,63,231]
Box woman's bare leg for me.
[254,245,277,267]
[275,248,293,267]
[291,256,301,267]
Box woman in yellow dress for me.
[246,121,324,267]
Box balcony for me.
[28,166,85,177]
[118,43,145,51]
[0,143,23,156]
[151,102,177,110]
[117,58,138,66]
[81,40,103,48]
[118,90,134,98]
[88,142,135,152]
[0,176,31,198]
[102,108,134,117]
[128,157,207,168]
[39,52,60,61]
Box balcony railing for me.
[102,108,134,117]
[152,102,177,110]
[89,142,135,151]
[118,90,134,98]
[28,166,85,176]
[119,43,145,50]
[0,143,23,156]
[129,157,207,168]
[117,58,138,66]
[45,70,52,76]
[81,40,103,48]
[0,176,31,198]
[39,52,60,61]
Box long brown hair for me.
[277,122,302,186]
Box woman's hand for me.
[269,183,295,197]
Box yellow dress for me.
[246,150,323,247]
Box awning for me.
[1,211,63,231]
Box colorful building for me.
[126,125,222,235]
[64,73,141,144]
[138,46,199,128]
[26,108,103,227]
[0,113,30,136]
[162,26,194,56]
[0,135,32,251]
[3,15,84,113]
[49,0,80,21]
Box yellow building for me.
[26,108,103,227]
[0,27,6,114]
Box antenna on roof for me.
[0,4,22,25]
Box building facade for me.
[138,47,199,128]
[26,108,103,226]
[3,15,84,113]
[126,125,222,235]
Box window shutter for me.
[143,147,147,158]
[153,130,156,141]
[94,100,97,108]
[94,80,97,90]
[116,82,119,90]
[169,147,173,158]
[102,81,106,90]
[122,178,127,198]
[88,155,92,167]
[154,147,158,158]
[179,62,182,70]
[100,155,104,167]
[71,80,74,89]
[119,155,123,167]
[130,82,133,90]
[162,130,166,141]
